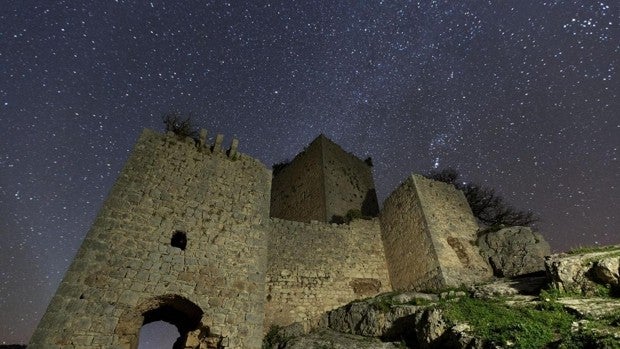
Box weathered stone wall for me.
[29,129,272,349]
[380,176,444,291]
[414,175,492,286]
[270,135,378,224]
[270,137,326,222]
[322,136,379,221]
[380,175,492,291]
[265,218,391,329]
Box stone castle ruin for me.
[29,129,495,349]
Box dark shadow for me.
[506,273,549,295]
[361,189,379,217]
[171,231,187,250]
[381,314,418,347]
[330,215,346,224]
[488,257,504,277]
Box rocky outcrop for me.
[544,246,620,295]
[557,297,620,319]
[477,226,550,277]
[469,274,547,299]
[282,329,401,349]
[265,287,619,348]
[263,245,620,349]
[321,294,485,348]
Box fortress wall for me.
[265,218,390,329]
[413,175,493,286]
[380,176,444,291]
[29,129,271,349]
[270,138,326,222]
[322,136,379,221]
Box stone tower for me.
[270,134,379,223]
[28,129,272,349]
[380,175,493,291]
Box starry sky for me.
[0,0,618,345]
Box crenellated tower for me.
[29,129,272,349]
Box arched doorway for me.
[116,294,220,349]
[138,321,179,348]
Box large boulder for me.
[544,246,620,295]
[323,294,482,349]
[477,226,550,277]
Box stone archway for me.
[115,294,221,349]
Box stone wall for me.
[414,175,492,286]
[322,136,379,221]
[380,175,492,291]
[380,176,444,291]
[29,129,272,349]
[270,137,326,222]
[270,135,378,224]
[265,218,391,329]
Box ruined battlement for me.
[159,128,241,160]
[30,129,493,349]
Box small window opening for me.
[171,231,187,250]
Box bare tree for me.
[427,168,538,228]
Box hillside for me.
[264,246,620,349]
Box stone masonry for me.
[265,218,390,330]
[30,130,496,348]
[270,134,379,223]
[380,175,493,291]
[29,130,272,349]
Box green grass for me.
[440,297,575,349]
[566,244,619,255]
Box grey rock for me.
[470,275,548,299]
[592,257,619,286]
[442,324,487,349]
[545,246,620,295]
[391,291,438,304]
[438,290,467,300]
[416,308,447,347]
[557,297,620,319]
[283,329,402,349]
[477,226,551,277]
[326,299,421,338]
[323,294,485,349]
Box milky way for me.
[0,0,617,345]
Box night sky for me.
[1,0,618,345]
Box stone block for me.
[213,134,224,152]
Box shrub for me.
[331,209,371,224]
[163,112,199,140]
[262,325,286,349]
